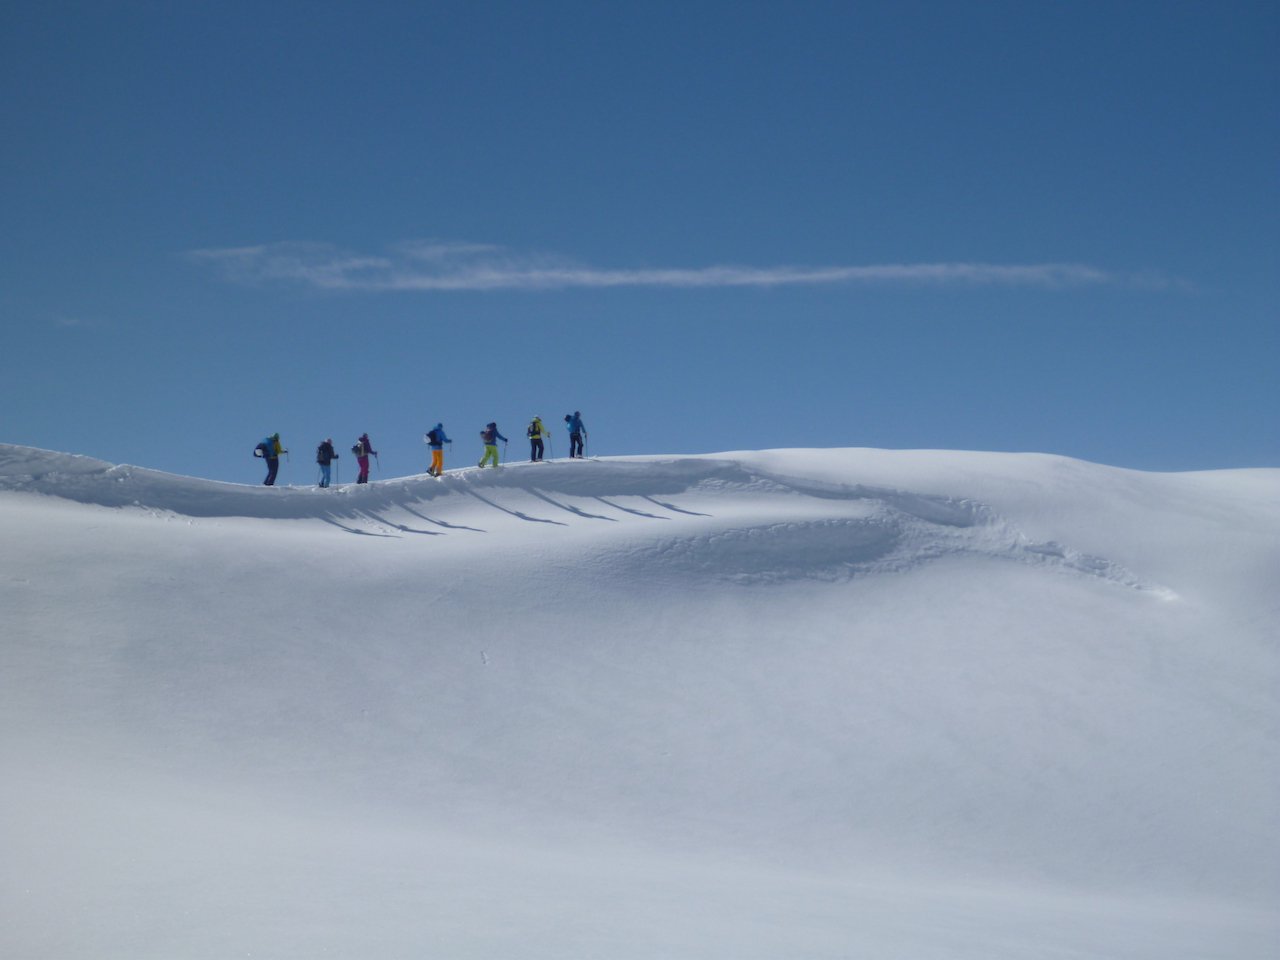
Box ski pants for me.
[479,444,500,468]
[431,448,444,475]
[357,455,370,483]
[569,432,584,458]
[264,458,279,486]
[530,438,544,461]
[319,463,331,487]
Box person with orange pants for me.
[425,423,451,476]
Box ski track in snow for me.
[606,472,1173,593]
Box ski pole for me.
[375,452,381,475]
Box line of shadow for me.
[594,496,669,520]
[466,489,567,526]
[642,495,711,517]
[360,510,443,536]
[400,504,485,533]
[529,490,617,522]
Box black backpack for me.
[427,428,441,445]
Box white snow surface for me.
[2,443,1277,958]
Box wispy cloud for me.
[52,314,106,329]
[188,240,1122,293]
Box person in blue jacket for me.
[564,411,587,458]
[425,422,451,476]
[478,422,508,468]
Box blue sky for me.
[3,0,1276,482]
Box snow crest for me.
[0,445,1169,594]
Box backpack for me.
[352,442,362,456]
[481,426,496,444]
[254,442,266,458]
[427,428,441,445]
[528,420,539,438]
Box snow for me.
[2,443,1277,958]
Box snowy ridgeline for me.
[2,442,1278,959]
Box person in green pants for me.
[478,422,507,468]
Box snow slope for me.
[2,443,1277,959]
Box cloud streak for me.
[189,241,1119,293]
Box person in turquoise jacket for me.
[256,433,286,485]
[564,411,586,458]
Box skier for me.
[527,416,547,462]
[353,433,377,484]
[316,438,338,488]
[565,411,587,458]
[424,422,451,476]
[256,433,286,486]
[478,422,507,468]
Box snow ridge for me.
[0,444,1171,595]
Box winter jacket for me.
[426,424,451,449]
[262,436,283,459]
[528,418,546,439]
[316,441,338,465]
[565,414,584,435]
[481,424,508,445]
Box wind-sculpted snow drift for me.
[0,444,1172,593]
[1,443,1277,959]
